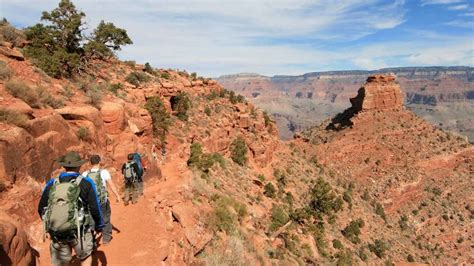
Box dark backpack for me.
[124,162,137,183]
[132,153,144,177]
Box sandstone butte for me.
[0,43,473,265]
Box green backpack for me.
[86,170,107,204]
[43,176,88,237]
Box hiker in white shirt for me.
[83,155,121,245]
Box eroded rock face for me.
[0,212,35,265]
[350,74,404,112]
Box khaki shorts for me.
[50,230,94,265]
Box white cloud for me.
[462,12,474,16]
[421,0,464,6]
[444,19,474,28]
[448,4,469,10]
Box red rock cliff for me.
[350,74,404,112]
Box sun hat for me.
[56,151,87,167]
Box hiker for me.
[122,153,140,205]
[38,151,104,266]
[82,155,121,245]
[134,153,146,197]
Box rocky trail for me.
[33,148,192,266]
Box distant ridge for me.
[218,66,473,80]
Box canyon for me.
[217,66,474,141]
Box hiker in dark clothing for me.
[121,153,140,205]
[38,151,104,266]
[82,155,121,245]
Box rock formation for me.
[350,74,404,112]
[0,212,35,265]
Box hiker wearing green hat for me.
[38,151,104,266]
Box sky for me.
[1,0,473,77]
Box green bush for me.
[76,126,89,140]
[399,215,409,230]
[5,80,40,108]
[125,71,151,87]
[109,83,122,95]
[0,61,13,80]
[123,60,136,67]
[24,1,132,77]
[0,108,28,128]
[342,218,364,244]
[144,97,170,143]
[204,106,211,116]
[307,177,343,219]
[407,254,415,262]
[375,202,387,221]
[170,92,190,121]
[343,191,352,208]
[257,174,265,182]
[263,111,271,127]
[187,142,225,172]
[160,72,171,80]
[144,62,154,74]
[368,239,389,258]
[208,194,247,234]
[269,205,289,232]
[230,137,247,166]
[332,239,343,249]
[264,182,276,198]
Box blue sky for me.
[1,0,473,77]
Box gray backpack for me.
[43,176,87,237]
[86,170,107,204]
[124,162,137,183]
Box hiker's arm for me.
[38,179,54,218]
[82,178,104,230]
[106,178,121,202]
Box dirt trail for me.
[34,147,191,265]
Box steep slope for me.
[298,74,473,264]
[218,67,474,140]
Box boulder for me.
[191,80,203,87]
[0,46,24,61]
[100,102,125,135]
[239,114,251,129]
[5,100,33,116]
[171,202,212,254]
[0,212,35,265]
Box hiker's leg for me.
[138,180,144,196]
[74,229,94,266]
[50,240,72,266]
[124,183,130,205]
[101,200,112,244]
[132,182,138,203]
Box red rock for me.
[239,114,251,128]
[171,202,213,254]
[5,100,33,116]
[0,212,35,265]
[161,81,174,89]
[0,46,24,61]
[350,74,404,112]
[100,102,125,135]
[182,80,192,87]
[191,80,203,86]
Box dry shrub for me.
[0,108,28,128]
[5,80,40,108]
[0,60,13,80]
